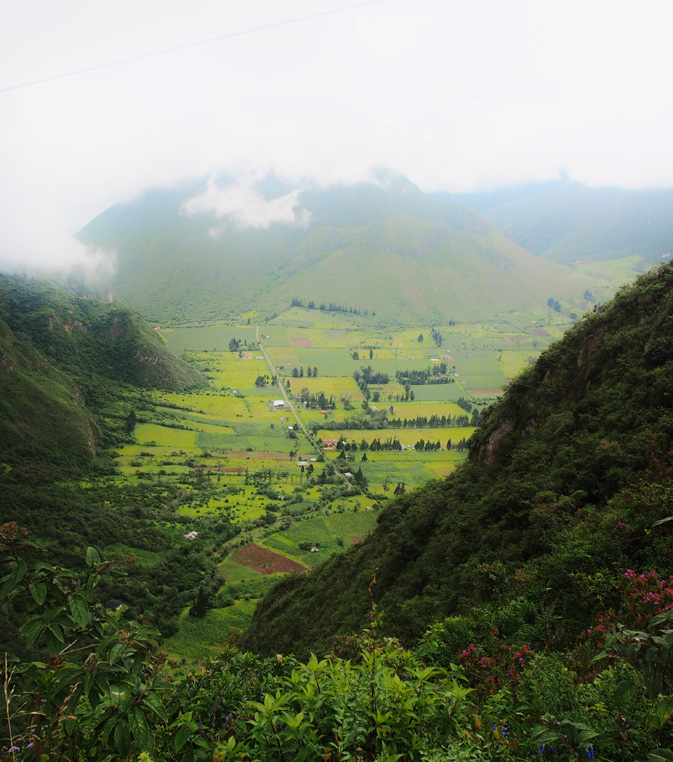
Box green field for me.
[107,308,570,659]
[163,324,258,354]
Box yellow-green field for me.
[320,427,475,447]
[113,310,577,661]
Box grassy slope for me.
[241,263,673,657]
[269,215,586,324]
[0,317,99,471]
[0,274,205,476]
[452,181,673,265]
[80,175,597,326]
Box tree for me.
[125,409,137,433]
[369,349,374,359]
[190,581,213,617]
[418,333,424,342]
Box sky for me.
[1,0,672,271]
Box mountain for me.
[435,179,673,265]
[0,274,205,479]
[80,172,593,325]
[241,262,673,657]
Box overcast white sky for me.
[1,0,672,270]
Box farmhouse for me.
[272,400,286,409]
[183,531,198,541]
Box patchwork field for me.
[109,307,575,660]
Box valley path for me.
[256,326,313,447]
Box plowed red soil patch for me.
[351,536,364,545]
[529,328,551,337]
[290,337,312,347]
[232,543,307,575]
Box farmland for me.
[108,304,574,658]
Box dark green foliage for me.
[242,264,673,658]
[5,535,673,760]
[0,275,213,646]
[0,274,205,478]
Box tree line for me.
[290,297,371,315]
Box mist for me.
[2,0,672,273]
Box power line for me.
[0,0,384,94]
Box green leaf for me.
[44,624,64,654]
[29,582,48,606]
[129,706,152,752]
[69,594,90,628]
[86,573,101,594]
[648,750,673,762]
[108,642,127,665]
[614,680,637,708]
[656,697,673,726]
[86,547,101,566]
[20,616,45,647]
[114,719,131,756]
[1,560,27,599]
[175,724,190,752]
[144,694,168,724]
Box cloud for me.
[1,0,673,273]
[181,178,311,230]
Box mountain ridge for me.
[79,173,594,325]
[435,179,673,265]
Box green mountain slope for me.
[0,317,99,473]
[241,263,673,657]
[80,173,593,325]
[437,180,673,265]
[0,274,205,478]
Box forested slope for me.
[242,263,673,657]
[0,274,205,479]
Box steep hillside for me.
[0,275,205,478]
[437,179,673,265]
[0,317,99,473]
[79,172,593,325]
[242,263,673,657]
